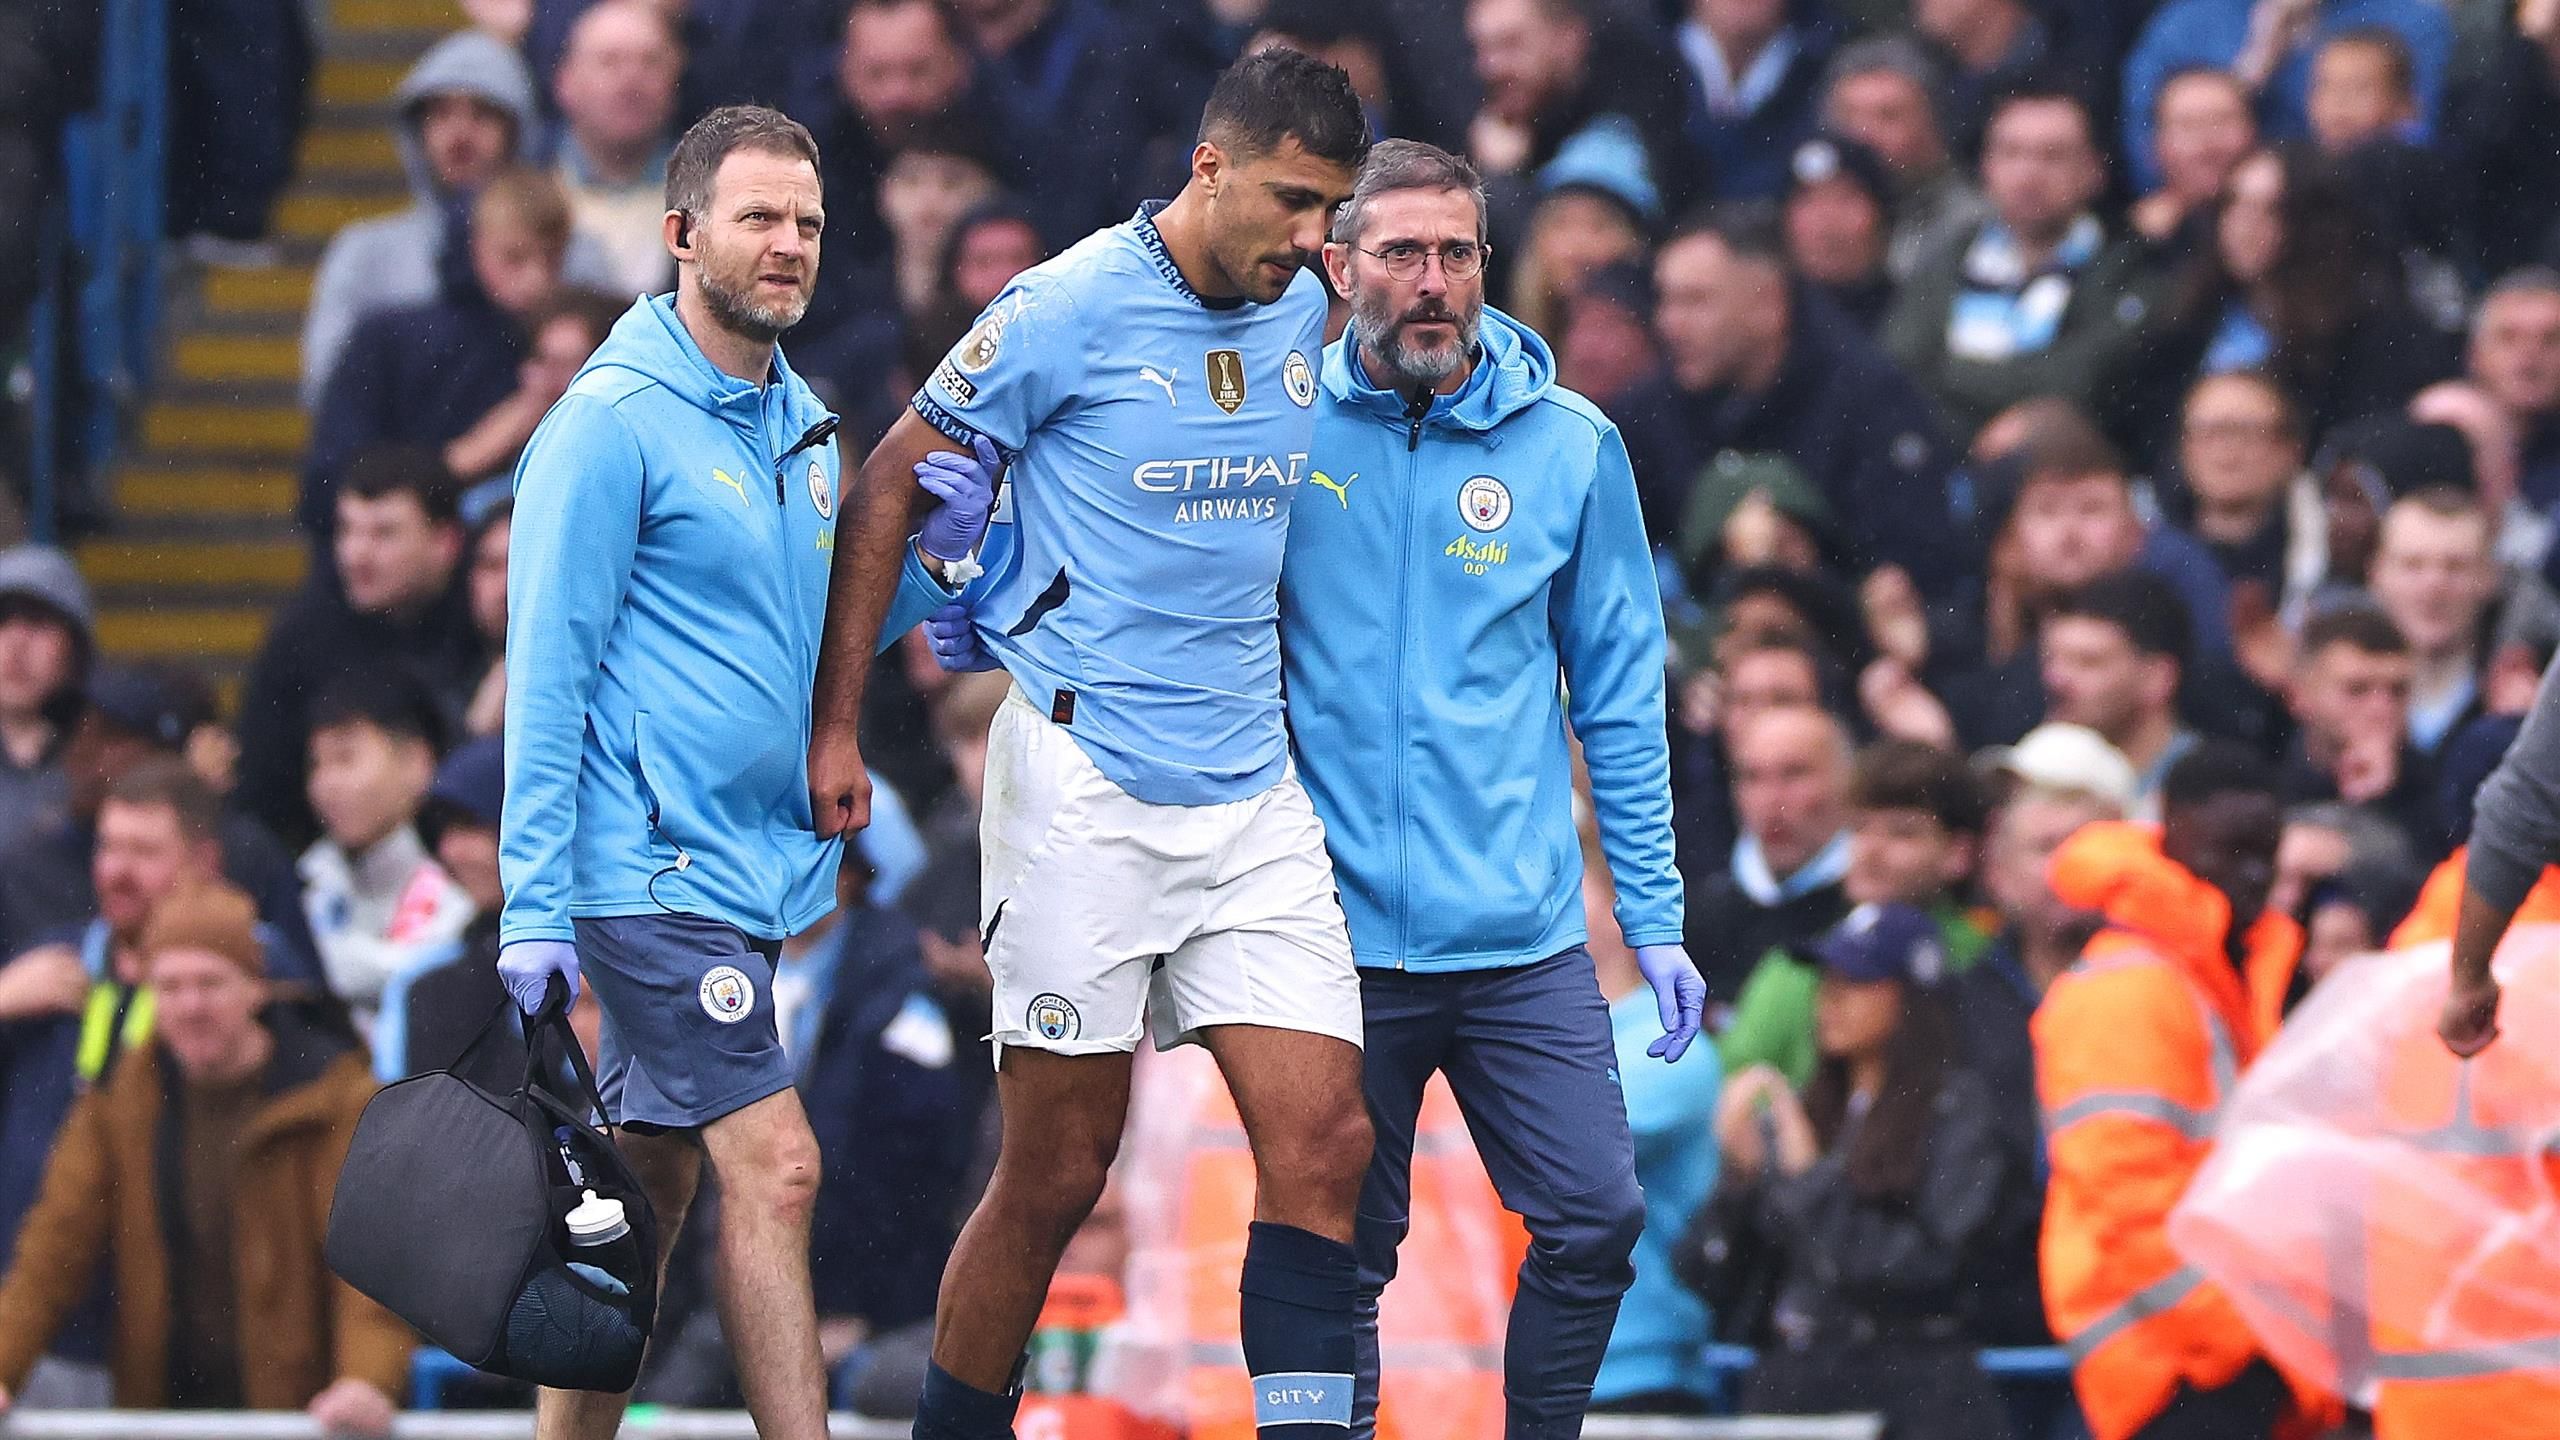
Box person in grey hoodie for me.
[299,30,611,406]
[0,547,92,844]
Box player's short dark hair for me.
[1197,46,1368,168]
[2300,603,2408,661]
[665,105,821,222]
[104,758,224,844]
[1331,140,1485,244]
[2163,739,2278,811]
[343,446,462,526]
[2321,24,2417,96]
[1983,70,2100,149]
[1852,739,1988,834]
[310,667,446,754]
[2050,569,2193,669]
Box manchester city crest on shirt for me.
[1206,348,1247,414]
[1284,350,1315,407]
[807,458,831,519]
[1459,475,1512,531]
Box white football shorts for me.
[977,686,1362,1057]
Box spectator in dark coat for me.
[1654,209,1964,598]
[2276,604,2448,858]
[959,0,1151,247]
[1779,134,1898,335]
[2115,144,2458,469]
[1958,757,2131,1346]
[2442,6,2560,279]
[0,671,319,976]
[1674,0,1839,201]
[1884,79,2156,448]
[523,0,841,129]
[2466,270,2560,518]
[1463,0,1696,257]
[300,171,597,544]
[164,0,310,248]
[1684,905,2016,1440]
[1687,704,1855,999]
[811,0,985,265]
[1910,0,2056,156]
[235,452,481,854]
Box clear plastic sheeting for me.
[2167,925,2560,1410]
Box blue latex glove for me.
[916,434,999,561]
[924,601,998,671]
[498,939,580,1014]
[1635,944,1705,1062]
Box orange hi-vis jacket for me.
[2388,848,2560,948]
[2036,822,2315,1440]
[2366,934,2560,1437]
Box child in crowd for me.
[298,671,474,1032]
[1718,739,1990,1087]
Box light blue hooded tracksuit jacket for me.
[1282,307,1683,971]
[499,295,943,947]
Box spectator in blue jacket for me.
[2120,0,2453,192]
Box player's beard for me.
[1355,285,1480,390]
[698,253,812,343]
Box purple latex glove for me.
[925,601,999,672]
[498,939,580,1014]
[1636,944,1705,1062]
[916,434,999,562]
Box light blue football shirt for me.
[912,204,1329,807]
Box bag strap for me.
[520,982,618,1139]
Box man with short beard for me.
[496,105,990,1440]
[922,138,1704,1437]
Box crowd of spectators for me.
[3,0,2560,1427]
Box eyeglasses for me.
[1358,241,1489,282]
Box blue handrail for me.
[25,0,167,542]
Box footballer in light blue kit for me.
[805,50,1378,1440]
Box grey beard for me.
[1359,295,1479,390]
[699,266,807,343]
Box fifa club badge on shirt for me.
[1459,475,1512,531]
[1206,349,1247,414]
[1284,350,1316,407]
[699,965,755,1024]
[807,459,831,519]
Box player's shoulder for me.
[1003,224,1144,311]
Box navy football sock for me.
[1239,1220,1359,1435]
[912,1359,1021,1440]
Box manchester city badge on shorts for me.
[699,965,755,1024]
[1027,992,1081,1042]
[807,458,831,519]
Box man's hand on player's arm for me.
[811,410,970,838]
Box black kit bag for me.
[326,986,660,1391]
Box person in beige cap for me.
[0,884,409,1426]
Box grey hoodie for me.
[0,544,93,839]
[299,31,613,406]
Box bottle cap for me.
[565,1189,629,1245]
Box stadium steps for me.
[91,0,459,683]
